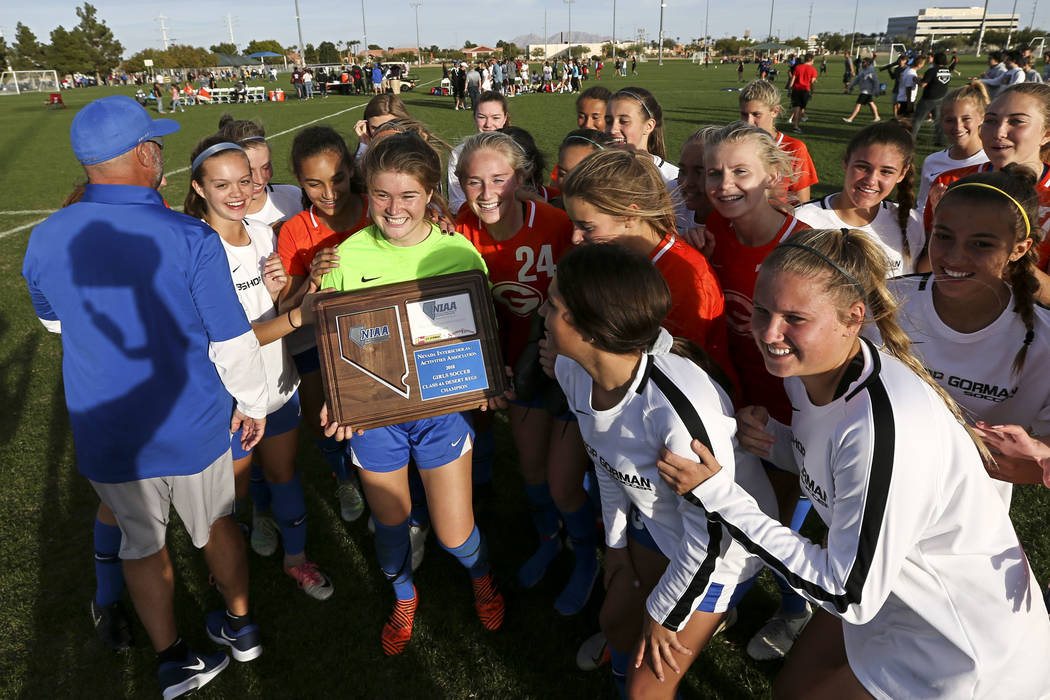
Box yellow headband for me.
[949,182,1032,238]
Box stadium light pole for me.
[1006,0,1019,48]
[411,1,422,66]
[658,1,666,66]
[848,0,860,56]
[361,0,368,62]
[612,0,617,65]
[1031,0,1039,30]
[294,0,305,61]
[704,0,710,50]
[565,0,575,60]
[976,0,990,57]
[768,0,775,42]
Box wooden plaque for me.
[313,270,507,430]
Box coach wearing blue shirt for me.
[22,95,269,699]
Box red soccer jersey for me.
[649,232,735,384]
[456,200,574,365]
[277,198,371,278]
[924,162,1050,269]
[792,63,817,91]
[707,211,811,422]
[776,132,819,193]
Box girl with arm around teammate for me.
[658,227,1050,700]
[542,243,776,699]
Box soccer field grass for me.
[3,57,1050,699]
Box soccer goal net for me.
[0,70,61,95]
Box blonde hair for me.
[763,228,990,460]
[942,82,990,115]
[739,79,782,114]
[701,121,795,181]
[561,148,676,240]
[455,131,534,187]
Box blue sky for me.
[3,1,1045,55]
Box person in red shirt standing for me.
[453,132,595,616]
[739,80,819,205]
[276,127,371,525]
[786,53,818,131]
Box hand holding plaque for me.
[312,270,508,430]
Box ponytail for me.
[764,228,991,461]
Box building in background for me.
[887,7,1018,43]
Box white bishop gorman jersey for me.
[555,349,777,631]
[692,338,1050,700]
[795,195,926,276]
[878,273,1050,506]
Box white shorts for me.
[90,450,235,559]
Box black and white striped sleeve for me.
[692,393,934,624]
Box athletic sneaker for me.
[745,604,813,661]
[158,650,229,700]
[554,556,599,616]
[284,560,334,601]
[792,125,802,133]
[90,599,132,651]
[575,631,610,671]
[250,510,279,557]
[335,479,365,522]
[471,572,505,630]
[842,117,854,123]
[205,610,263,662]
[800,115,808,122]
[382,588,418,656]
[872,117,881,122]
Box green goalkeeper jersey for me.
[322,222,488,292]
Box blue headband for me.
[191,142,245,174]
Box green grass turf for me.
[3,57,1050,699]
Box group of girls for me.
[94,76,1050,699]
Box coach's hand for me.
[231,410,266,452]
[634,613,691,682]
[538,334,557,379]
[680,224,715,259]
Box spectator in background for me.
[979,51,1008,97]
[898,56,923,117]
[882,53,909,118]
[465,63,482,111]
[786,53,817,132]
[1023,54,1044,83]
[913,52,953,144]
[977,50,1026,94]
[291,66,304,99]
[316,66,328,98]
[452,62,467,110]
[303,67,314,99]
[842,51,856,92]
[169,83,185,113]
[371,62,383,95]
[842,57,881,123]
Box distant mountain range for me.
[510,32,614,45]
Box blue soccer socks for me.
[269,475,307,557]
[93,518,124,607]
[555,502,599,615]
[519,482,562,588]
[374,518,415,600]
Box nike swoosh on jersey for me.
[232,265,242,273]
[361,275,380,282]
[451,436,463,447]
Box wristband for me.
[288,310,301,329]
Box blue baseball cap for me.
[70,95,180,165]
